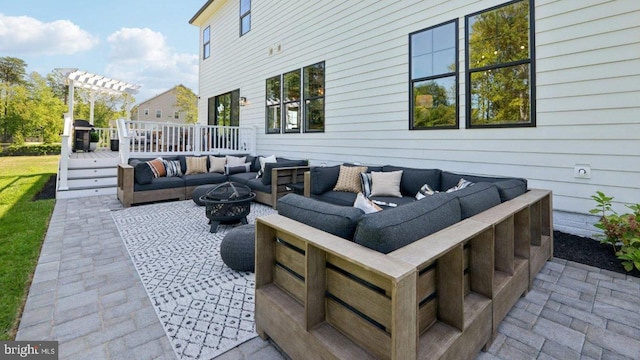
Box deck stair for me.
[56,155,119,199]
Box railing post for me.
[194,123,202,155]
[117,118,130,164]
[58,112,72,191]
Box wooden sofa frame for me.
[117,164,309,208]
[255,189,552,360]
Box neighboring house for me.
[189,0,640,237]
[133,85,192,124]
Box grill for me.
[200,182,255,233]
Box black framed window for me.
[303,62,325,132]
[155,110,161,119]
[466,0,534,127]
[240,0,251,36]
[409,20,458,129]
[209,90,239,126]
[283,70,301,133]
[265,76,281,133]
[203,26,211,60]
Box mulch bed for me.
[33,174,56,201]
[31,176,639,278]
[553,230,640,278]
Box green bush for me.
[590,191,640,272]
[0,144,61,156]
[89,131,100,142]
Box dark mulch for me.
[554,230,640,278]
[30,176,639,278]
[33,174,56,201]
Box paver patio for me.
[16,195,640,359]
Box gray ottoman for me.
[192,184,217,206]
[220,224,255,272]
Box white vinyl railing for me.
[116,120,257,163]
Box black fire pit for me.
[200,182,255,233]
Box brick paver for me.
[17,196,640,359]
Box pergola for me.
[54,68,141,124]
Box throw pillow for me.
[333,165,368,193]
[225,163,251,175]
[184,156,207,175]
[416,183,438,200]
[257,155,277,178]
[146,157,166,178]
[226,155,247,166]
[163,160,183,178]
[353,192,382,214]
[446,178,474,193]
[370,170,403,197]
[209,156,226,173]
[359,172,373,198]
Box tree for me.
[28,72,65,143]
[174,85,197,124]
[0,57,28,138]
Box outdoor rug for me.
[112,200,276,359]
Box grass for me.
[0,155,59,340]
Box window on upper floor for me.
[409,20,458,129]
[143,108,149,116]
[265,62,325,134]
[156,110,161,119]
[174,111,180,119]
[466,0,534,128]
[203,26,211,60]
[240,0,251,36]
[303,62,325,132]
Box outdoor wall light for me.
[239,97,247,106]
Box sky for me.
[0,0,205,102]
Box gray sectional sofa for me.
[116,154,308,207]
[254,164,553,360]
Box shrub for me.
[0,144,62,156]
[89,131,100,142]
[590,191,640,272]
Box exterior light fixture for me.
[239,97,247,106]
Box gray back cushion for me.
[493,179,527,201]
[440,171,527,192]
[446,182,502,219]
[277,194,364,240]
[310,165,341,195]
[354,195,461,254]
[261,159,308,185]
[383,166,442,196]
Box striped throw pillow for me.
[146,158,166,178]
[163,160,182,177]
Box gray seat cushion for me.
[192,184,219,206]
[311,191,358,207]
[133,176,185,191]
[245,178,271,193]
[228,172,259,185]
[354,195,461,254]
[182,172,228,186]
[278,194,364,239]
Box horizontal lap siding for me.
[196,0,640,216]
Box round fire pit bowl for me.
[199,181,255,233]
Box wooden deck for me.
[70,149,119,160]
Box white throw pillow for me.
[209,156,226,173]
[416,183,438,200]
[369,171,403,198]
[226,155,247,166]
[353,192,382,214]
[446,178,474,193]
[257,155,277,178]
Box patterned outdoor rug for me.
[112,200,276,359]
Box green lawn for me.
[0,155,59,340]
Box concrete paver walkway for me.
[16,195,640,359]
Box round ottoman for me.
[220,224,255,272]
[192,184,218,206]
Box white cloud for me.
[0,14,98,55]
[105,27,198,102]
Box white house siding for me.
[193,0,640,237]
